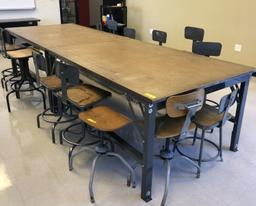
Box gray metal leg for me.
[37,113,41,128]
[230,79,250,151]
[68,145,77,171]
[219,126,223,161]
[107,152,136,188]
[51,115,62,144]
[160,160,171,206]
[141,103,156,202]
[198,129,205,177]
[89,154,101,203]
[173,155,200,178]
[192,127,198,145]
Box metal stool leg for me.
[173,155,200,178]
[14,83,20,99]
[51,115,63,144]
[107,152,136,188]
[1,77,4,89]
[198,129,206,169]
[89,154,101,203]
[192,126,198,145]
[35,88,46,110]
[161,159,171,206]
[219,126,223,162]
[6,90,16,113]
[68,145,77,171]
[37,113,41,128]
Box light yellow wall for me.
[127,0,256,67]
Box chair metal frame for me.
[176,89,239,173]
[156,89,205,206]
[0,28,21,91]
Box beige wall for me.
[127,0,256,67]
[0,0,61,25]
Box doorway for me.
[59,0,90,27]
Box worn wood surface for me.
[8,24,255,102]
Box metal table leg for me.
[230,76,250,151]
[141,103,156,202]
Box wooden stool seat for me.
[5,43,26,51]
[192,104,231,129]
[79,106,132,132]
[7,48,33,59]
[156,115,196,139]
[40,75,61,90]
[67,84,111,107]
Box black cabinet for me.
[0,18,40,28]
[101,0,127,35]
[103,0,126,6]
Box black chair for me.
[0,28,26,91]
[33,51,70,143]
[154,89,204,206]
[55,61,111,169]
[192,41,222,57]
[152,30,167,46]
[176,89,238,175]
[106,20,118,34]
[185,26,204,43]
[123,27,136,39]
[78,106,136,203]
[5,48,46,113]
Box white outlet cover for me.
[149,28,154,34]
[234,44,242,52]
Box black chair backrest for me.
[218,88,239,125]
[185,26,204,42]
[192,41,222,57]
[166,89,205,138]
[55,61,80,102]
[106,20,118,34]
[123,27,136,39]
[152,30,167,46]
[32,50,49,86]
[0,28,14,56]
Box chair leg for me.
[14,83,20,99]
[198,129,206,169]
[6,90,16,113]
[107,152,136,188]
[219,126,223,162]
[161,159,171,206]
[1,77,5,89]
[51,116,63,144]
[37,113,41,128]
[59,130,63,145]
[192,127,198,145]
[68,145,77,171]
[89,154,101,203]
[35,88,46,110]
[173,155,201,178]
[5,78,9,92]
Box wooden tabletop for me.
[7,24,255,102]
[7,24,125,49]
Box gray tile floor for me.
[0,56,256,206]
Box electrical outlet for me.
[234,44,242,52]
[149,28,154,35]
